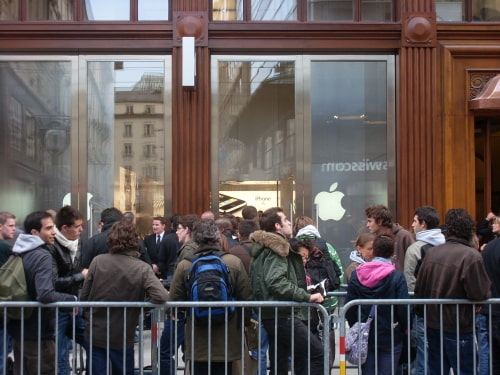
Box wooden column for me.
[398,0,443,225]
[171,0,211,215]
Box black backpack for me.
[185,251,235,326]
[413,243,433,278]
[306,239,341,291]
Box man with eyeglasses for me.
[159,214,199,375]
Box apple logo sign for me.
[314,182,346,221]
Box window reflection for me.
[87,60,166,237]
[311,59,391,268]
[84,0,129,21]
[215,60,296,217]
[138,0,169,20]
[472,0,500,21]
[27,0,74,20]
[361,0,391,21]
[0,61,72,216]
[213,0,243,20]
[0,0,18,20]
[308,0,353,21]
[252,0,297,20]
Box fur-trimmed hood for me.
[249,230,290,258]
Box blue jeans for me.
[427,328,475,375]
[476,314,489,375]
[413,315,426,375]
[159,314,185,375]
[362,341,403,375]
[0,327,13,375]
[57,309,88,375]
[90,345,134,375]
[250,318,268,375]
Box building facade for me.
[1,0,500,266]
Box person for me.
[8,211,77,375]
[168,219,253,375]
[200,210,215,220]
[345,234,411,375]
[344,232,375,283]
[402,205,445,375]
[295,221,344,311]
[0,211,16,374]
[159,214,199,375]
[158,214,181,284]
[480,214,500,250]
[215,217,239,249]
[365,204,414,272]
[143,216,167,277]
[249,207,324,375]
[81,207,151,269]
[480,233,500,375]
[477,210,497,246]
[229,219,268,375]
[46,206,88,375]
[414,208,491,375]
[80,220,168,375]
[242,205,259,222]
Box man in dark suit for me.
[158,214,181,285]
[143,216,167,276]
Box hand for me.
[81,268,88,278]
[309,293,324,303]
[486,212,496,221]
[152,264,160,274]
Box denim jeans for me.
[0,328,12,375]
[250,316,268,375]
[412,315,426,375]
[476,314,489,375]
[57,309,88,375]
[362,341,403,375]
[90,345,134,375]
[159,314,185,375]
[427,328,475,375]
[263,317,324,375]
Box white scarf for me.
[54,226,79,261]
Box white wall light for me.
[182,36,196,87]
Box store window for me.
[0,59,74,217]
[212,55,395,268]
[87,59,170,237]
[85,0,130,21]
[138,0,169,20]
[27,0,74,20]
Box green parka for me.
[249,230,310,320]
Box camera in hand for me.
[307,278,330,297]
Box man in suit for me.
[143,216,167,276]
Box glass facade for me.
[212,55,395,268]
[0,56,171,239]
[0,59,74,218]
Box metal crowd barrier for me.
[1,297,499,375]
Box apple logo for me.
[314,182,346,221]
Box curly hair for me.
[365,205,393,228]
[372,234,395,259]
[192,219,220,247]
[106,221,139,254]
[445,208,475,242]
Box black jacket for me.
[47,238,85,296]
[481,237,500,316]
[82,222,151,269]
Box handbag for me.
[345,305,376,365]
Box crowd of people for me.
[0,202,498,375]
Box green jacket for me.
[249,230,310,320]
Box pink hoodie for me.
[355,261,396,288]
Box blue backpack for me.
[186,251,235,326]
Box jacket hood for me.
[391,223,405,235]
[416,228,446,246]
[355,261,396,288]
[12,234,45,254]
[250,230,289,258]
[349,250,366,264]
[295,225,321,239]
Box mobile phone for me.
[219,193,247,214]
